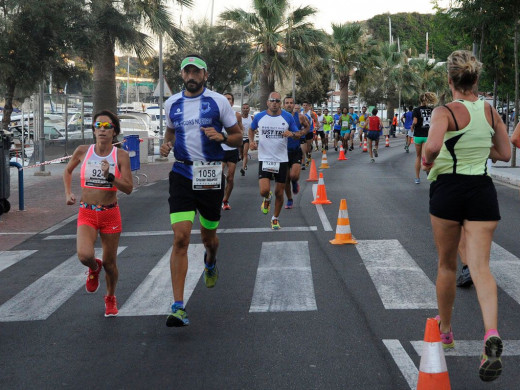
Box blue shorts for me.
[367,131,380,141]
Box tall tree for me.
[83,0,192,114]
[0,0,82,130]
[220,0,326,110]
[329,23,377,109]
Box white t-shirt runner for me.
[250,110,299,163]
[164,88,237,180]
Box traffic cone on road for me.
[319,150,330,169]
[312,173,332,205]
[362,138,368,152]
[416,318,451,390]
[385,135,390,147]
[305,159,318,182]
[330,199,357,245]
[338,145,348,161]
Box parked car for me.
[43,125,65,140]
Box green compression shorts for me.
[413,136,428,144]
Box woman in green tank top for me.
[422,50,510,383]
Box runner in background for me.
[401,105,414,152]
[283,96,310,209]
[367,108,382,163]
[221,92,243,210]
[249,92,301,229]
[358,106,369,148]
[333,107,342,151]
[322,108,333,150]
[239,102,254,176]
[412,92,437,184]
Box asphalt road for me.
[1,138,519,389]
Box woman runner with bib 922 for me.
[63,110,133,317]
[422,50,510,382]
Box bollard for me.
[9,161,24,211]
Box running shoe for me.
[271,218,281,230]
[104,295,118,317]
[261,192,272,214]
[373,148,378,157]
[414,178,420,184]
[85,258,103,293]
[456,265,474,288]
[301,165,306,170]
[203,252,219,288]
[370,158,375,163]
[244,165,247,170]
[325,145,328,150]
[434,315,455,350]
[222,201,231,210]
[335,146,338,151]
[315,146,319,151]
[240,168,245,176]
[349,146,354,151]
[285,199,293,209]
[479,330,503,382]
[292,180,300,195]
[166,304,190,327]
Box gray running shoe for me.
[456,265,473,287]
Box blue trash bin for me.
[123,135,140,171]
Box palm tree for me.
[408,58,449,103]
[329,23,376,109]
[86,0,192,114]
[220,0,326,110]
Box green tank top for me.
[341,114,350,130]
[428,99,494,181]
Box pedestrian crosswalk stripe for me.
[490,242,520,306]
[383,340,418,390]
[249,241,317,312]
[0,250,37,273]
[119,244,205,316]
[0,247,125,322]
[356,240,437,309]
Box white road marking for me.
[356,240,437,309]
[0,250,37,273]
[411,340,520,357]
[383,340,418,390]
[249,241,317,312]
[119,244,205,316]
[43,226,319,240]
[312,184,333,232]
[0,247,125,322]
[39,214,78,235]
[490,242,520,305]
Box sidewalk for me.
[0,156,174,251]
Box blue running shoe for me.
[285,199,293,209]
[166,304,189,327]
[292,180,300,195]
[203,253,218,288]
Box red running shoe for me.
[104,295,118,317]
[222,201,231,210]
[86,258,103,293]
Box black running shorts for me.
[168,171,225,222]
[429,174,500,223]
[288,148,303,167]
[258,161,289,183]
[223,149,240,164]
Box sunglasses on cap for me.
[268,98,281,103]
[94,122,114,129]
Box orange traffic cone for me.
[362,138,368,152]
[312,173,332,205]
[305,159,318,182]
[417,318,451,390]
[385,135,390,147]
[338,145,348,161]
[330,199,357,244]
[319,150,330,169]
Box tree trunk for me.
[339,74,349,110]
[1,78,16,131]
[93,36,117,114]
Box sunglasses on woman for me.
[94,121,114,129]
